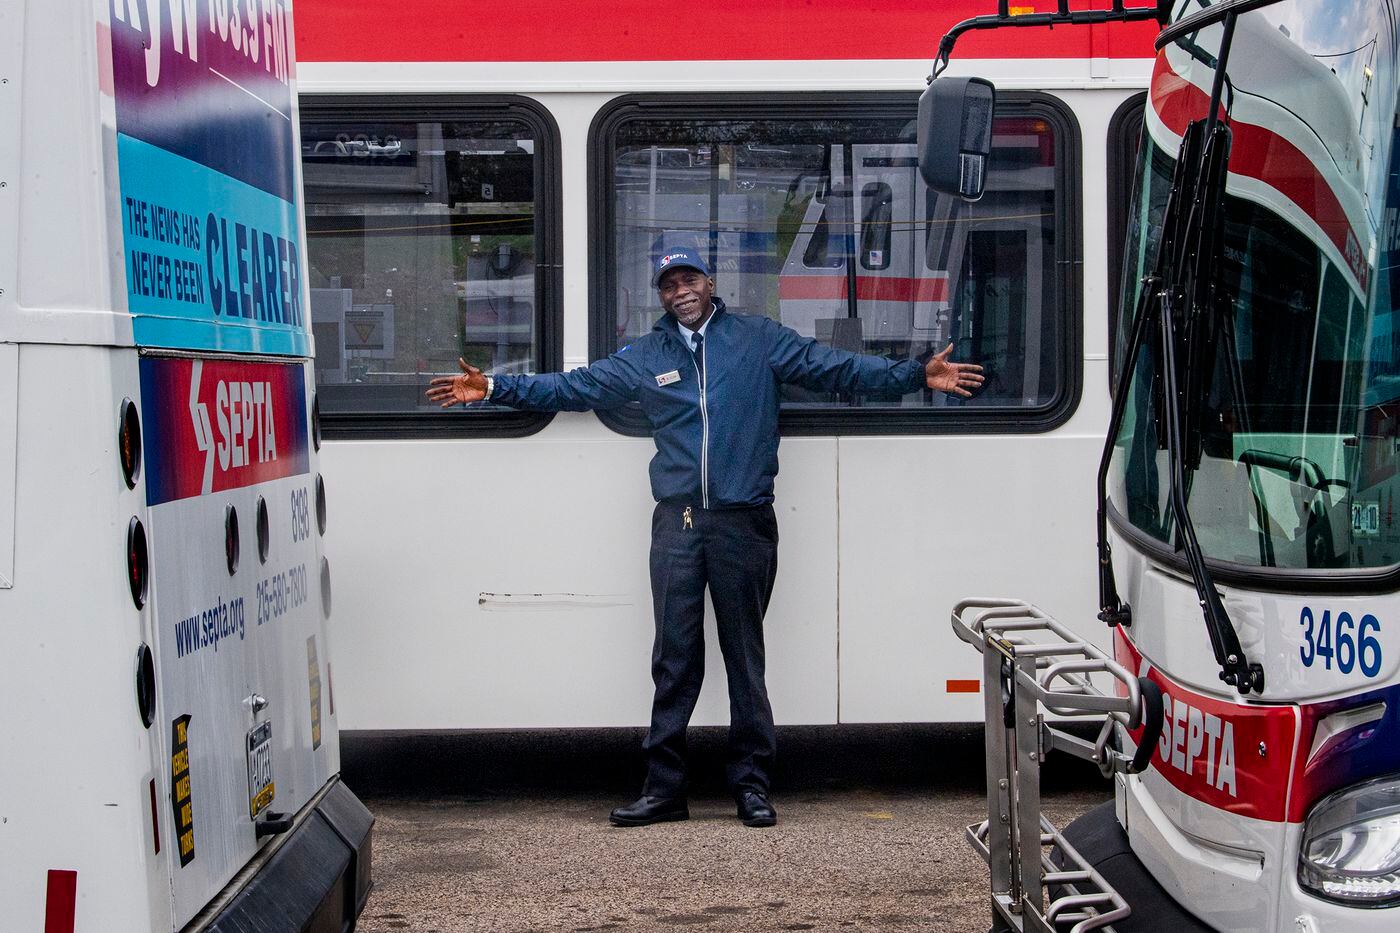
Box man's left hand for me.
[924,343,984,397]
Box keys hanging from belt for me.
[683,506,693,530]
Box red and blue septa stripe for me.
[1289,681,1400,822]
[1116,628,1400,824]
[1116,629,1299,822]
[138,357,310,507]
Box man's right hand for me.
[426,358,489,407]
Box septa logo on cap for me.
[652,247,709,286]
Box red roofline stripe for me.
[292,1,1159,64]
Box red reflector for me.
[44,870,77,933]
[946,679,980,693]
[149,779,161,855]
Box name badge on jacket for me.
[655,370,681,387]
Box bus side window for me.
[299,98,562,438]
[592,93,1080,435]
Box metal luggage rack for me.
[950,598,1163,933]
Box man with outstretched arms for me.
[428,247,983,827]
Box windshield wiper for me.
[1097,7,1265,695]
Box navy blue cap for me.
[652,247,711,287]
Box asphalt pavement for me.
[342,726,1109,933]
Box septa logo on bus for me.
[139,357,309,506]
[1116,630,1300,822]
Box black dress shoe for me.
[609,795,689,827]
[736,791,777,827]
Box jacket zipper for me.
[691,339,710,510]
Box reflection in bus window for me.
[606,112,1065,412]
[1110,135,1399,571]
[860,182,893,270]
[300,116,541,415]
[802,201,846,270]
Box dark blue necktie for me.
[692,332,704,381]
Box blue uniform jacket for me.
[491,299,926,507]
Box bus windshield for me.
[1109,0,1400,571]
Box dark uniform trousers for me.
[642,500,779,799]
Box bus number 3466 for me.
[1300,607,1383,677]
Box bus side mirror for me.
[918,76,996,201]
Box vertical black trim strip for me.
[1106,92,1147,392]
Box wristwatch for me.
[484,374,495,400]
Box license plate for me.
[246,721,275,819]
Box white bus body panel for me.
[1122,770,1284,931]
[4,345,166,932]
[1,342,15,587]
[322,429,840,727]
[298,51,1148,728]
[1,2,359,929]
[142,357,335,924]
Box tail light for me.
[126,517,148,608]
[118,398,141,488]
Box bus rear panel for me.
[0,2,370,929]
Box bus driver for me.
[427,246,983,828]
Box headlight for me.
[1299,775,1400,905]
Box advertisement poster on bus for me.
[138,356,310,505]
[106,0,308,356]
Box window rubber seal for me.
[1106,91,1147,395]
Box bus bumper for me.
[1054,800,1214,932]
[201,778,373,933]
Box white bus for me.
[290,0,1158,730]
[0,2,370,930]
[940,0,1400,929]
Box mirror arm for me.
[932,1,1166,79]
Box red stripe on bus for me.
[293,1,1158,63]
[778,275,949,302]
[1150,55,1369,290]
[44,870,77,933]
[946,679,980,693]
[1116,630,1299,822]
